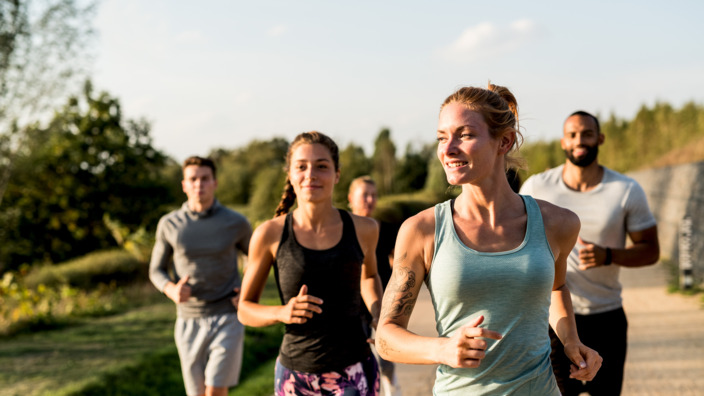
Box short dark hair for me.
[182,156,217,179]
[568,110,601,134]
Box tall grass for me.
[23,249,143,290]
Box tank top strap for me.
[432,199,454,264]
[521,194,553,260]
[338,208,353,236]
[338,209,364,255]
[282,211,294,243]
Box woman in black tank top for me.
[238,132,383,396]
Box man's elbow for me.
[644,244,660,266]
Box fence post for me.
[679,215,694,290]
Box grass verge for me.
[1,272,283,396]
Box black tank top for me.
[274,209,371,373]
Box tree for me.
[423,143,450,198]
[371,128,396,195]
[335,143,372,206]
[212,138,289,207]
[0,0,95,205]
[0,82,176,271]
[394,143,432,194]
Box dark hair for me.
[567,110,601,134]
[441,82,525,170]
[182,156,217,179]
[274,131,340,217]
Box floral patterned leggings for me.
[275,354,380,396]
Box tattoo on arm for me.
[381,253,418,321]
[377,337,396,356]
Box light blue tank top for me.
[427,195,560,395]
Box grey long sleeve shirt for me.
[149,200,252,318]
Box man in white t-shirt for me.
[520,111,660,396]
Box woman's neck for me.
[456,180,522,227]
[293,201,339,232]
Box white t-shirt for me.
[520,165,657,314]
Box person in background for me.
[238,131,383,396]
[348,176,401,396]
[376,83,602,395]
[149,156,252,396]
[520,110,660,395]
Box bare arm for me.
[237,219,323,327]
[376,211,502,368]
[354,215,383,327]
[541,201,602,381]
[576,225,659,269]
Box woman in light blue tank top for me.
[376,84,603,395]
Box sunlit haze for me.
[94,0,704,162]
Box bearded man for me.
[520,111,660,396]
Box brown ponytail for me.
[441,82,525,171]
[274,177,296,218]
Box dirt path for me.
[391,262,704,396]
[620,263,704,396]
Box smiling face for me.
[561,114,603,167]
[288,143,340,203]
[436,102,506,186]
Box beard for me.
[565,145,599,167]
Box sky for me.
[93,0,704,163]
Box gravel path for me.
[390,262,704,396]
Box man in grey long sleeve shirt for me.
[150,156,252,396]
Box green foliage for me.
[0,0,96,214]
[57,325,283,396]
[1,299,177,395]
[0,271,147,338]
[520,101,704,179]
[518,140,563,180]
[212,138,289,206]
[372,128,397,195]
[248,166,287,222]
[394,143,433,194]
[3,268,284,396]
[423,143,452,199]
[0,82,178,271]
[23,249,142,290]
[230,358,278,395]
[211,138,289,224]
[63,347,184,396]
[335,143,373,206]
[375,191,443,224]
[599,102,704,172]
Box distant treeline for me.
[1,88,702,273]
[208,128,447,223]
[520,101,704,179]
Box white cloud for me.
[267,25,287,37]
[438,19,543,63]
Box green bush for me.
[375,191,444,225]
[0,275,162,337]
[24,249,142,290]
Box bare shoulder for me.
[349,212,379,235]
[396,207,436,267]
[349,212,380,251]
[252,216,286,247]
[398,207,436,238]
[533,198,580,244]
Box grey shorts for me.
[175,312,244,396]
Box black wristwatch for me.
[603,247,612,266]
